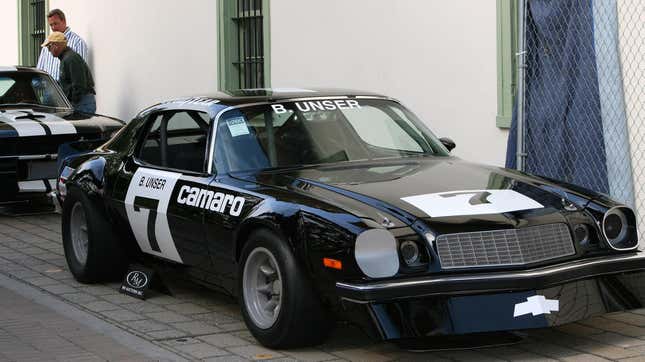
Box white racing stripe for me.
[39,113,77,135]
[0,110,77,136]
[1,118,46,137]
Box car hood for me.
[234,157,596,234]
[0,108,123,138]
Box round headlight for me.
[605,213,624,240]
[400,240,420,266]
[602,206,638,250]
[573,224,590,243]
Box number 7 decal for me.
[133,196,161,252]
[125,167,184,263]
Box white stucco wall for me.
[5,1,508,165]
[48,0,219,121]
[0,1,19,66]
[269,0,508,166]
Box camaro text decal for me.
[401,189,544,218]
[176,186,245,216]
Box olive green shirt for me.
[59,48,95,104]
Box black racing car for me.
[56,89,645,348]
[0,66,123,206]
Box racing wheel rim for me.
[70,202,89,267]
[242,247,283,329]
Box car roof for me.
[139,88,394,117]
[0,66,48,75]
[212,88,387,104]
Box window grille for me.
[28,0,47,67]
[232,0,265,89]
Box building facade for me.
[1,0,511,166]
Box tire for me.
[62,187,128,283]
[238,229,331,348]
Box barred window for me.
[219,0,270,90]
[19,0,47,67]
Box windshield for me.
[214,98,449,173]
[0,72,70,109]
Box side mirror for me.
[439,137,456,152]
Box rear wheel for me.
[239,229,331,348]
[62,187,128,283]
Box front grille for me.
[0,133,102,156]
[436,223,575,269]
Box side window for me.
[137,110,210,173]
[166,111,209,131]
[214,110,272,173]
[0,78,16,97]
[138,115,163,166]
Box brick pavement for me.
[2,212,645,361]
[0,284,153,361]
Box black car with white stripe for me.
[0,66,123,205]
[57,89,645,348]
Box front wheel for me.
[239,229,331,348]
[62,187,127,283]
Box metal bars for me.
[29,0,46,67]
[515,0,527,171]
[233,0,265,89]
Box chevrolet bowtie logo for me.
[513,295,559,317]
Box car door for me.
[201,108,270,291]
[120,109,214,269]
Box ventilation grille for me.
[436,223,575,269]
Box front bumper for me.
[0,155,58,203]
[337,253,645,340]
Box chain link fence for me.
[516,0,644,239]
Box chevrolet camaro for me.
[56,89,645,348]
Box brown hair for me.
[47,9,66,22]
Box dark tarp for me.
[505,0,609,194]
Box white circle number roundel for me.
[401,189,543,218]
[354,229,399,278]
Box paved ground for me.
[3,213,645,361]
[0,283,153,361]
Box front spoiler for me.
[336,253,645,302]
[337,253,645,340]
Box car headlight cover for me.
[355,229,399,278]
[602,206,638,250]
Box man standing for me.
[41,32,96,114]
[36,9,88,81]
